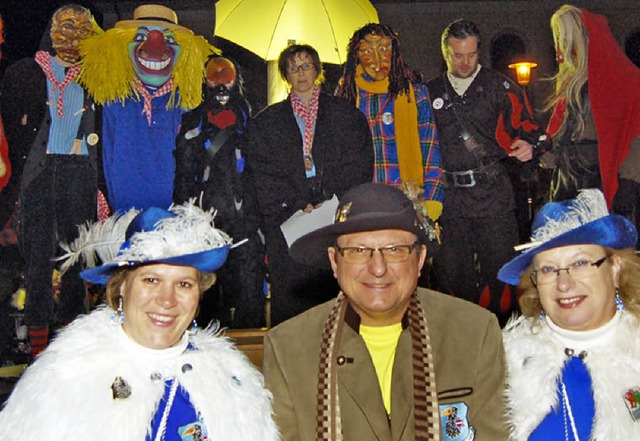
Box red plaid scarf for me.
[290,85,320,173]
[35,51,81,118]
[133,76,174,124]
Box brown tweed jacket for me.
[263,287,509,441]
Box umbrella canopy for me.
[215,0,379,65]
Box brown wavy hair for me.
[336,23,416,103]
[277,43,325,85]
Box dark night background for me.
[1,1,638,112]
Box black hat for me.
[289,183,439,268]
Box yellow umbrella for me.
[215,0,379,65]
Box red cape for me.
[0,117,10,191]
[547,9,640,207]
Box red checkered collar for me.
[35,51,81,118]
[133,76,174,124]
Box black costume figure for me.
[427,67,546,324]
[174,56,265,328]
[0,5,100,357]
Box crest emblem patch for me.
[440,402,475,440]
[623,386,640,421]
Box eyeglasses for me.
[287,63,315,74]
[530,256,608,286]
[335,242,420,264]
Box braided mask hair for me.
[336,23,416,103]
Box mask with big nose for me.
[128,26,181,88]
[357,33,392,82]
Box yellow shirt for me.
[360,323,403,414]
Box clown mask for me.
[205,57,237,106]
[129,25,182,88]
[51,5,94,64]
[357,33,392,81]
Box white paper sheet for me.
[280,194,339,247]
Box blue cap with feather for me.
[498,189,637,285]
[59,201,232,285]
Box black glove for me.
[612,178,640,217]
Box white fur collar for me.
[0,307,280,441]
[503,313,640,440]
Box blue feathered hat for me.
[59,201,232,285]
[498,189,637,285]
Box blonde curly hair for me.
[78,26,218,110]
[545,5,590,141]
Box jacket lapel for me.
[389,330,414,440]
[338,325,392,441]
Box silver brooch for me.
[111,376,131,400]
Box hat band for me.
[135,15,177,25]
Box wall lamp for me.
[508,61,538,85]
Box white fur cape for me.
[503,313,640,440]
[0,307,280,441]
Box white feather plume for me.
[57,209,141,274]
[118,200,231,264]
[531,188,609,243]
[57,200,232,275]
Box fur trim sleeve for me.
[0,308,280,441]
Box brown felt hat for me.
[289,183,440,269]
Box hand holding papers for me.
[280,194,339,247]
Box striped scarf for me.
[35,51,81,118]
[316,291,441,440]
[290,85,320,173]
[133,76,174,124]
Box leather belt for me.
[442,162,502,188]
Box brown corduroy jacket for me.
[263,287,509,441]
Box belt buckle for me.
[452,170,476,188]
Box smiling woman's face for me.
[120,263,200,349]
[534,244,620,331]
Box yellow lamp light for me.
[508,61,538,85]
